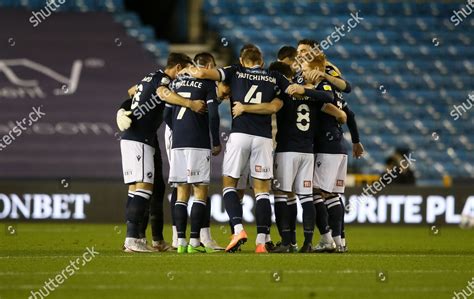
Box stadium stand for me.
[203,0,474,185]
[0,0,170,178]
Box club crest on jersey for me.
[136,155,141,161]
[336,180,344,187]
[161,76,171,85]
[147,172,153,179]
[316,161,322,168]
[303,180,312,188]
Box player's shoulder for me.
[316,79,333,92]
[325,62,341,77]
[149,69,172,86]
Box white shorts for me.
[274,152,313,195]
[313,153,348,194]
[120,139,155,184]
[223,133,273,180]
[169,148,211,184]
[164,125,172,164]
[236,160,252,190]
[164,126,178,187]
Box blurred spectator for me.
[381,148,416,185]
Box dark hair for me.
[239,43,258,56]
[241,47,263,64]
[277,46,297,61]
[297,39,320,48]
[166,53,193,69]
[194,52,216,67]
[269,61,293,78]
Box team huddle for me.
[116,39,364,254]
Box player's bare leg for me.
[253,178,272,253]
[223,176,247,252]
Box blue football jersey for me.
[169,73,220,149]
[313,79,348,155]
[218,64,291,138]
[275,92,323,153]
[122,70,171,147]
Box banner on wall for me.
[0,181,473,225]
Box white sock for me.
[234,224,243,235]
[200,227,211,242]
[322,232,333,243]
[341,238,346,247]
[177,238,187,246]
[333,235,342,246]
[190,238,200,247]
[256,233,266,245]
[265,234,271,243]
[172,226,177,241]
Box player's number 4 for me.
[176,92,191,120]
[244,85,262,104]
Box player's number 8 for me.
[176,92,192,120]
[296,104,310,132]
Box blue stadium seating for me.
[203,0,474,185]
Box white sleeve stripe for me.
[207,99,214,104]
[165,104,173,108]
[218,68,225,82]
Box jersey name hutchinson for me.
[235,71,276,83]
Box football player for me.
[295,40,362,251]
[301,53,363,253]
[167,53,222,254]
[185,47,292,253]
[266,61,347,253]
[117,53,205,252]
[165,53,225,251]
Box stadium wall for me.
[0,181,472,226]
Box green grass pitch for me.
[1,223,473,299]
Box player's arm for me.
[232,98,283,118]
[181,65,221,81]
[306,67,351,93]
[321,103,347,124]
[286,84,333,103]
[116,98,133,131]
[127,85,137,97]
[342,102,364,158]
[322,72,351,93]
[157,86,206,114]
[206,82,222,155]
